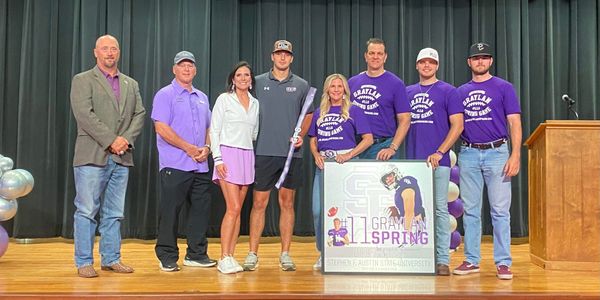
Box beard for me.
[471,65,491,76]
[101,57,117,69]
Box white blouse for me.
[209,92,259,164]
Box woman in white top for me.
[210,61,259,274]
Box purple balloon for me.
[0,225,8,257]
[450,230,461,249]
[450,166,460,185]
[448,198,464,218]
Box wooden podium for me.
[524,120,600,270]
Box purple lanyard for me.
[275,87,317,189]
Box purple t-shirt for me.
[151,79,211,172]
[406,80,463,167]
[328,227,349,246]
[348,71,410,138]
[456,76,521,143]
[308,105,371,151]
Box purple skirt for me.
[212,145,255,185]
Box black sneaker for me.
[183,256,217,268]
[159,261,180,272]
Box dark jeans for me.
[155,168,212,264]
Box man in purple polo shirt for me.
[348,38,411,160]
[405,47,464,275]
[151,51,216,272]
[452,43,522,280]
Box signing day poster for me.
[322,160,435,274]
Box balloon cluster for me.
[0,154,35,258]
[447,150,464,251]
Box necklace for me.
[418,80,438,95]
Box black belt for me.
[373,137,392,144]
[462,139,506,150]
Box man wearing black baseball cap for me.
[452,42,522,280]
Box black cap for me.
[469,42,493,58]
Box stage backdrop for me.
[1,0,599,239]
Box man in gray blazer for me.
[70,35,146,278]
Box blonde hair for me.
[317,74,352,125]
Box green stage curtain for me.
[0,0,598,239]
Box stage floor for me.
[0,237,598,299]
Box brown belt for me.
[462,139,506,150]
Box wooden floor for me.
[0,237,598,299]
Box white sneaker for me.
[230,257,244,273]
[217,256,237,274]
[279,252,296,271]
[243,252,259,271]
[313,255,322,270]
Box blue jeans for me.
[73,156,129,268]
[312,167,324,252]
[458,143,512,267]
[358,138,402,159]
[433,166,451,265]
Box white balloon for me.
[0,197,18,221]
[13,169,34,196]
[0,170,28,199]
[0,157,14,172]
[449,215,457,232]
[448,182,460,202]
[450,150,457,168]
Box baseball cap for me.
[416,47,439,63]
[469,42,493,58]
[272,40,293,54]
[174,51,195,64]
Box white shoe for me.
[243,252,259,271]
[313,255,322,270]
[217,256,237,274]
[230,257,244,273]
[279,252,296,271]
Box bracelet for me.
[435,150,444,156]
[389,142,398,151]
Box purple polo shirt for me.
[456,76,521,143]
[405,80,463,167]
[348,71,410,138]
[98,67,121,102]
[151,79,211,172]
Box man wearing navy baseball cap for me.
[152,50,217,272]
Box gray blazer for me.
[70,66,146,167]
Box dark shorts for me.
[254,155,303,191]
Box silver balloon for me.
[13,169,34,196]
[0,197,18,221]
[0,170,28,199]
[0,157,13,172]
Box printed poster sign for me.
[322,160,435,274]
